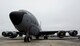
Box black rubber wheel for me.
[24,36,27,42]
[24,36,32,42]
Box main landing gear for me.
[78,36,80,40]
[44,35,48,39]
[36,36,39,39]
[24,33,32,42]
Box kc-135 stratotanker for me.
[2,10,79,42]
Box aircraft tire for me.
[24,36,32,42]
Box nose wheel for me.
[24,36,32,42]
[24,33,32,42]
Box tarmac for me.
[0,36,80,46]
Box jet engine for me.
[57,31,66,38]
[2,31,9,37]
[7,31,18,38]
[69,30,78,36]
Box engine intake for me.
[69,30,78,36]
[2,31,9,37]
[57,31,66,38]
[8,31,18,38]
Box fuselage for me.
[9,10,41,35]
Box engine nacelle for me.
[2,31,9,37]
[69,30,78,36]
[8,31,18,38]
[57,31,66,38]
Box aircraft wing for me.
[37,30,78,38]
[38,31,58,36]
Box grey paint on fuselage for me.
[14,10,41,35]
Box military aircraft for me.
[2,10,78,42]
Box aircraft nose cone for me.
[9,11,25,25]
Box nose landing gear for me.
[24,36,32,42]
[24,33,32,42]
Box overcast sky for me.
[0,0,80,34]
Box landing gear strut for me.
[44,35,48,39]
[36,36,39,39]
[78,36,80,40]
